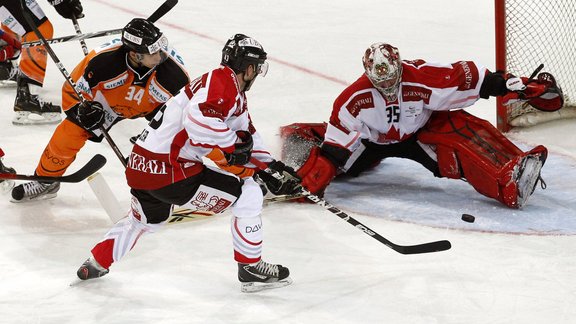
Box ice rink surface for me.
[1,0,575,323]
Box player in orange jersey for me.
[11,18,189,202]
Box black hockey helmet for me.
[122,18,168,54]
[221,34,268,75]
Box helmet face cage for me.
[122,18,168,55]
[362,43,402,100]
[221,34,268,76]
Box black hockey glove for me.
[255,160,302,196]
[224,131,253,166]
[49,0,84,19]
[77,101,105,131]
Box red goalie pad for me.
[279,122,327,170]
[418,110,545,208]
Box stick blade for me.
[148,0,178,22]
[399,240,452,255]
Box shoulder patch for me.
[346,91,375,117]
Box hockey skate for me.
[13,79,62,125]
[11,181,60,202]
[0,61,18,87]
[77,257,110,280]
[238,260,292,293]
[514,151,546,208]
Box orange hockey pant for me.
[35,119,91,177]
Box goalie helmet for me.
[362,43,403,101]
[221,34,268,77]
[122,18,168,55]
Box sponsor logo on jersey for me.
[455,61,478,90]
[346,92,374,117]
[75,78,91,93]
[402,85,432,104]
[103,74,128,89]
[128,152,168,175]
[149,79,170,103]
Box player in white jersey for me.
[76,34,300,293]
[284,43,562,209]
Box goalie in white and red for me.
[282,42,563,209]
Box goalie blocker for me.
[280,110,547,209]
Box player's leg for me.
[0,25,21,85]
[173,167,291,292]
[3,1,62,124]
[231,177,292,292]
[77,190,172,280]
[11,119,90,202]
[0,148,17,193]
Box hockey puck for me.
[461,214,475,223]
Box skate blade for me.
[10,192,58,203]
[69,277,87,287]
[12,112,62,125]
[240,277,293,293]
[0,80,17,88]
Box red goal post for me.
[495,0,576,132]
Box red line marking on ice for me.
[92,0,349,86]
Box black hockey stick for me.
[148,0,179,22]
[251,158,451,255]
[71,16,89,55]
[20,0,127,167]
[0,154,106,183]
[21,0,178,49]
[301,190,451,254]
[21,29,122,48]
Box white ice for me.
[1,0,575,323]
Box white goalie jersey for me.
[324,60,488,154]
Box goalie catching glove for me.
[255,160,301,196]
[502,71,564,112]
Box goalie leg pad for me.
[419,110,543,208]
[279,122,327,169]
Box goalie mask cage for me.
[495,0,576,132]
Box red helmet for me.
[362,43,402,100]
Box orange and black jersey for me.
[62,39,189,139]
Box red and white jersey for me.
[126,65,273,190]
[325,59,487,153]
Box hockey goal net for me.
[495,0,576,131]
